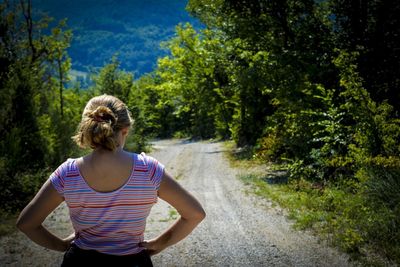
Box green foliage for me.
[153,23,221,138]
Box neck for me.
[92,146,124,157]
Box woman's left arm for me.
[16,179,73,252]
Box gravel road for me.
[0,139,353,266]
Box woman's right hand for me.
[62,233,75,251]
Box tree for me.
[331,0,400,112]
[0,0,79,211]
[94,56,133,102]
[46,20,72,118]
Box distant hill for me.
[32,0,201,76]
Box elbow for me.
[16,217,28,232]
[193,208,206,222]
[16,218,26,232]
[183,207,206,223]
[16,215,34,233]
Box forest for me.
[0,0,399,264]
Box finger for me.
[147,250,156,256]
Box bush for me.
[0,156,48,213]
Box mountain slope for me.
[33,0,201,75]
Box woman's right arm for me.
[140,171,206,255]
[16,179,73,251]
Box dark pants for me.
[61,244,153,267]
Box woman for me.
[16,94,206,266]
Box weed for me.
[159,206,179,222]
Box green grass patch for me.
[239,173,399,266]
[174,173,184,180]
[159,206,179,222]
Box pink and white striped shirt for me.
[50,152,164,255]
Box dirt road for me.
[0,139,353,266]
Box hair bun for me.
[89,106,117,125]
[73,94,132,151]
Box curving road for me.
[0,139,353,266]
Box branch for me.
[19,0,37,63]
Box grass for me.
[223,141,398,266]
[159,206,179,222]
[0,210,17,237]
[174,172,184,180]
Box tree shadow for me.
[203,150,229,154]
[262,171,288,185]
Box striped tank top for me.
[50,152,164,255]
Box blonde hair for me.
[72,94,133,151]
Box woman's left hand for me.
[139,238,165,256]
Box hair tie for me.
[88,106,117,125]
[93,113,105,123]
